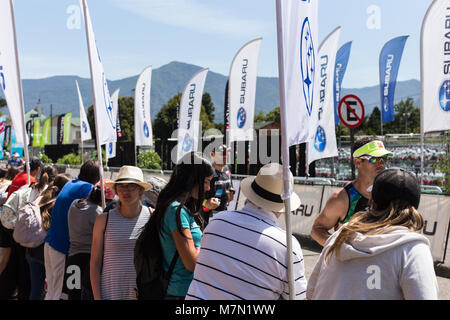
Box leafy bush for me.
[56,152,81,165]
[137,150,162,170]
[38,152,52,164]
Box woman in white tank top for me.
[89,166,152,300]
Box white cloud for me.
[109,0,268,37]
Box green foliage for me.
[153,93,181,140]
[365,106,381,136]
[379,97,419,134]
[137,150,162,170]
[56,152,81,165]
[38,152,52,164]
[202,92,215,124]
[254,111,266,123]
[0,98,6,108]
[254,106,281,125]
[153,92,217,140]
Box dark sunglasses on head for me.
[360,155,388,164]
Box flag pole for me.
[275,0,294,300]
[81,0,105,209]
[9,0,30,185]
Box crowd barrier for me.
[237,183,450,263]
[47,166,450,263]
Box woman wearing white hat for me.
[90,166,152,300]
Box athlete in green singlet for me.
[311,137,393,246]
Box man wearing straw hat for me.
[186,163,307,300]
[311,137,393,246]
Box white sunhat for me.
[240,163,301,213]
[105,165,152,191]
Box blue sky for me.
[13,0,432,88]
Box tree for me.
[254,111,266,123]
[394,97,415,134]
[153,92,217,140]
[366,107,381,136]
[0,98,6,116]
[153,93,181,141]
[200,93,216,133]
[202,92,215,124]
[265,106,281,124]
[253,107,281,125]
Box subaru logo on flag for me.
[383,97,389,112]
[108,143,113,154]
[439,80,450,112]
[82,121,88,133]
[143,121,150,138]
[102,73,116,129]
[182,133,193,152]
[237,107,247,128]
[300,18,315,116]
[314,125,326,152]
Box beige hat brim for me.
[105,180,152,191]
[240,177,301,213]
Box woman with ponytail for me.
[138,152,214,300]
[307,168,438,300]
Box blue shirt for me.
[8,158,23,167]
[45,179,93,255]
[160,201,202,297]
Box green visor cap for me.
[353,140,393,158]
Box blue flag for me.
[379,35,408,123]
[333,42,352,125]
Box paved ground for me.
[298,236,450,300]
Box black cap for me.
[371,167,421,211]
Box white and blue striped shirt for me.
[186,202,307,300]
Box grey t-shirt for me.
[68,199,102,256]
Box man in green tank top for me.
[311,137,393,246]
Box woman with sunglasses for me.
[311,137,393,246]
[90,166,152,300]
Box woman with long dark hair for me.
[307,168,438,300]
[138,152,214,299]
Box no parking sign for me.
[338,94,365,128]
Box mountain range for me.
[0,61,420,123]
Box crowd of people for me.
[0,139,439,300]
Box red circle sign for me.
[338,94,365,128]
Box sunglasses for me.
[360,156,388,164]
[116,183,139,192]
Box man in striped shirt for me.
[186,163,306,300]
